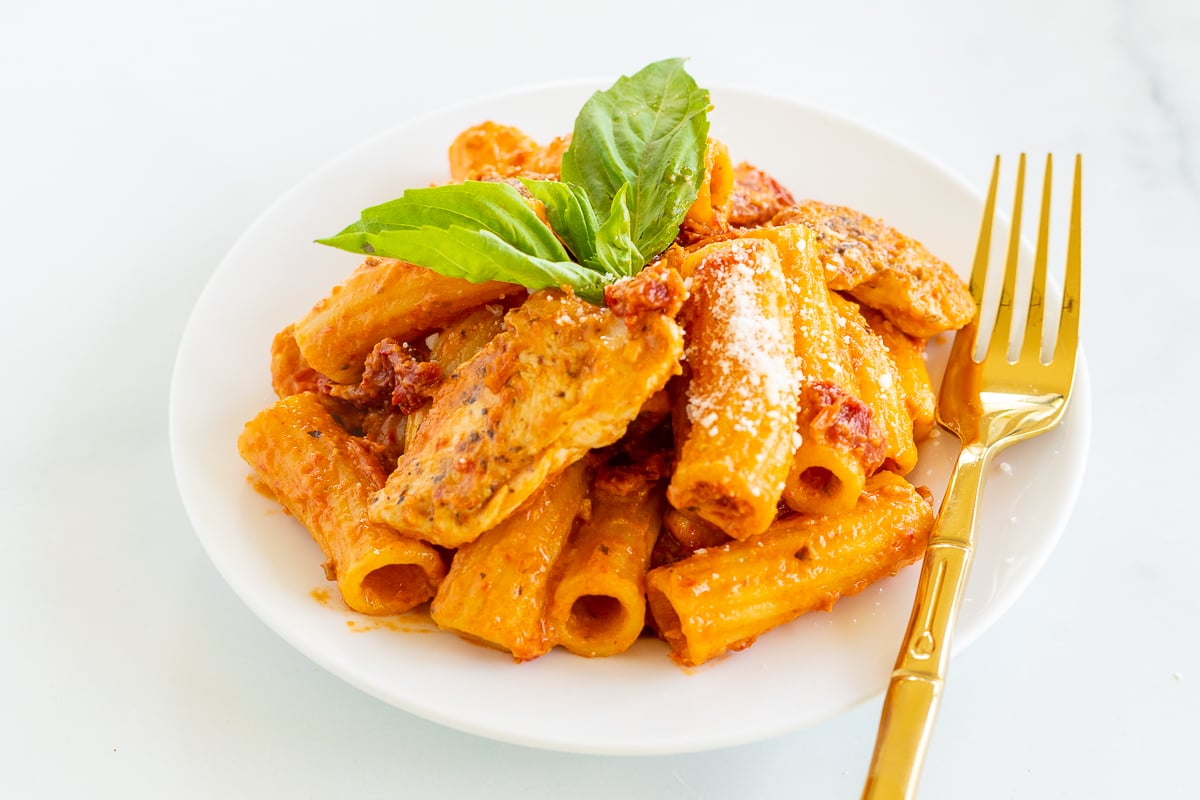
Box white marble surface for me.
[2,0,1197,797]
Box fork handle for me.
[862,443,988,800]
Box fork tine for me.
[984,153,1026,364]
[968,156,1001,308]
[1051,154,1082,368]
[1019,155,1053,364]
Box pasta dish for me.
[236,60,975,667]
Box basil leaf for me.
[333,182,571,263]
[593,184,641,277]
[321,225,606,304]
[316,181,607,303]
[521,179,602,270]
[561,58,710,263]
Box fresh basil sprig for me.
[316,58,710,304]
[317,181,608,302]
[561,58,710,266]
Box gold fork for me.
[861,154,1082,799]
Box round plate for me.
[169,83,1091,754]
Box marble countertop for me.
[3,1,1196,797]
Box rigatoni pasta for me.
[679,138,734,240]
[237,392,446,615]
[741,224,885,515]
[293,256,520,384]
[237,78,973,667]
[646,471,934,667]
[448,121,567,182]
[668,237,798,540]
[547,466,664,657]
[831,292,919,474]
[430,461,589,660]
[862,306,937,442]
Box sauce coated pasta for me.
[238,90,974,667]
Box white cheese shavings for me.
[684,240,797,445]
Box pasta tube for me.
[547,467,664,657]
[448,121,539,182]
[785,381,886,513]
[729,162,795,228]
[237,393,447,615]
[447,122,567,182]
[831,293,919,474]
[680,138,734,240]
[862,306,937,441]
[646,471,933,667]
[270,324,321,398]
[668,237,798,540]
[292,256,519,384]
[268,324,364,430]
[430,461,588,661]
[370,288,683,548]
[742,224,885,514]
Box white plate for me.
[170,83,1091,755]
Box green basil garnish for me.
[317,58,710,304]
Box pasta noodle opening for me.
[567,594,627,639]
[360,564,432,609]
[799,467,841,497]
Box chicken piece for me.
[369,288,684,548]
[405,304,508,452]
[772,200,975,337]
